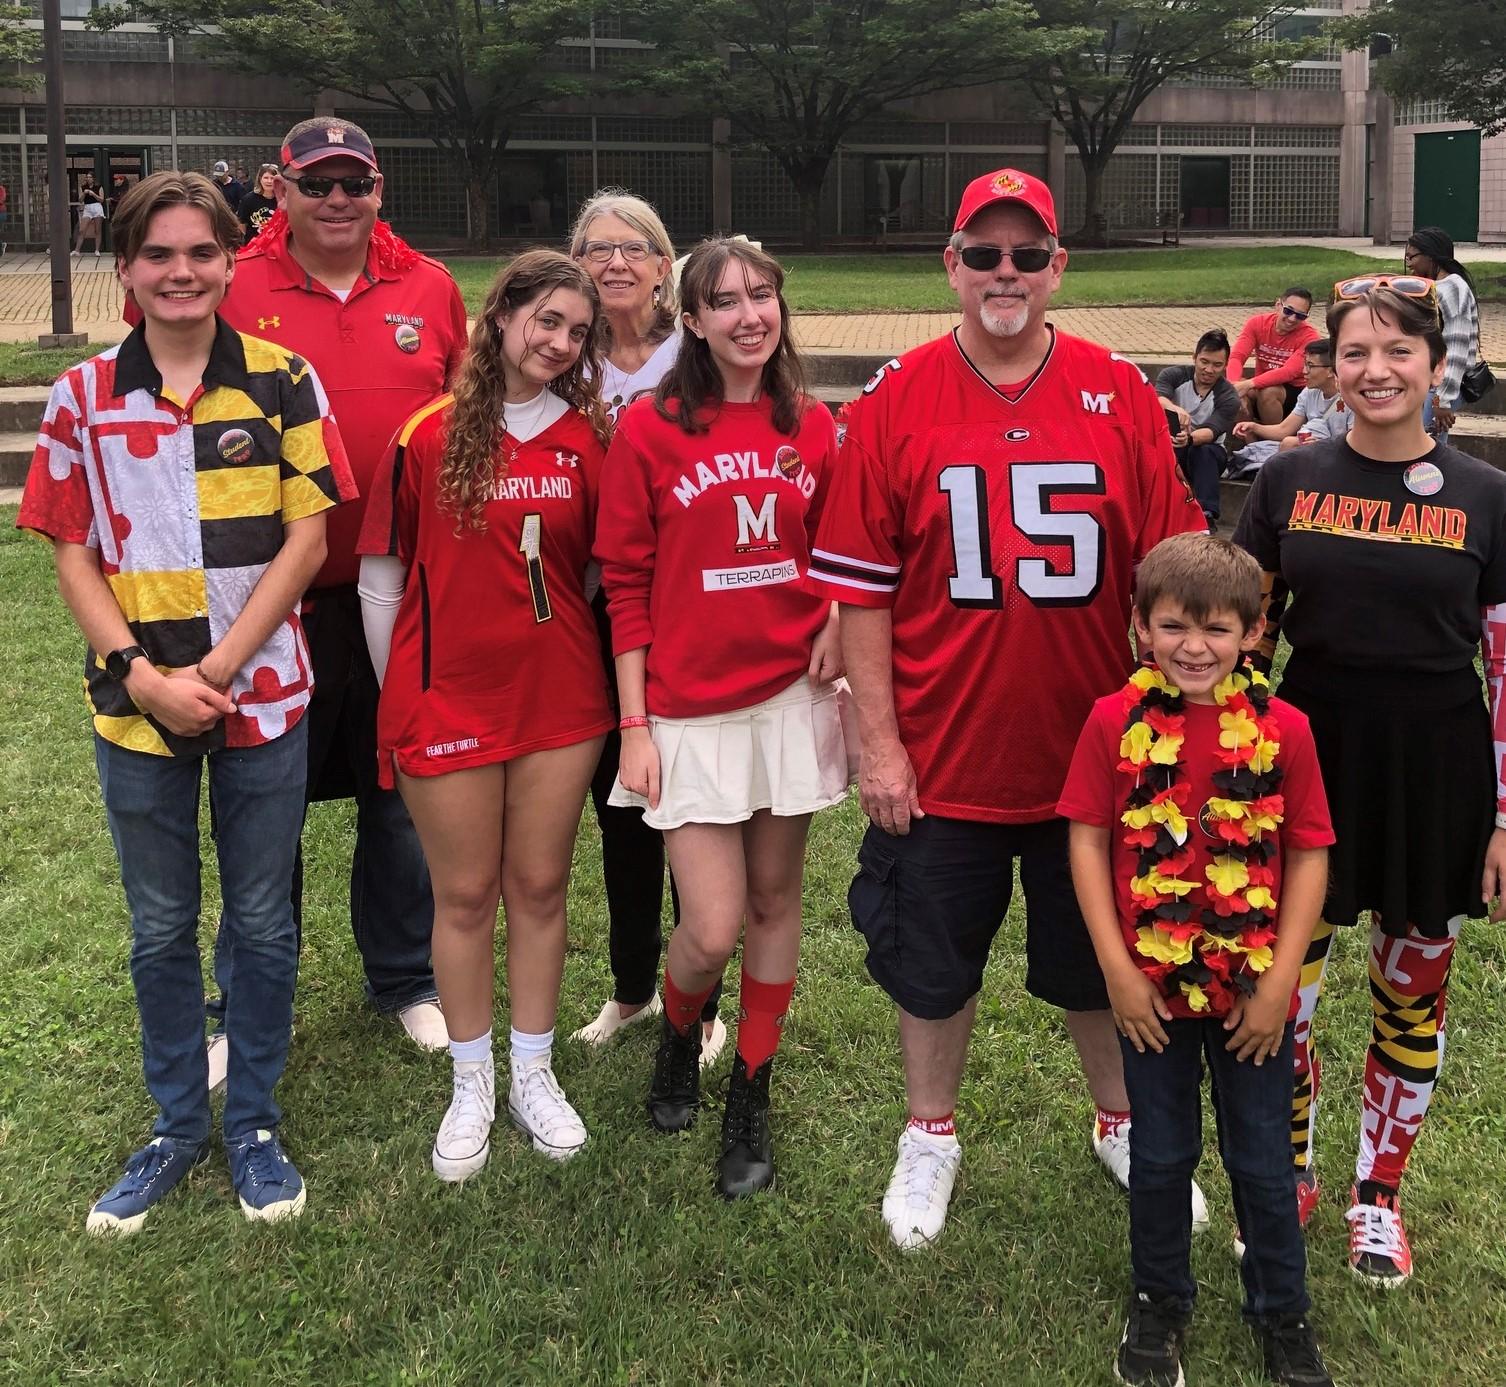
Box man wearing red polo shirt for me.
[212,116,468,1067]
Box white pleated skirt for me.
[609,675,855,831]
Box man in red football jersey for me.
[207,116,469,1074]
[807,168,1207,1250]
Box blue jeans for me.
[1176,441,1229,521]
[95,721,307,1144]
[211,587,436,1017]
[1120,1019,1308,1319]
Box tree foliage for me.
[2,5,42,88]
[90,0,599,246]
[1025,0,1315,241]
[1331,1,1506,134]
[634,0,1087,249]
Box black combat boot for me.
[716,1052,774,1199]
[646,1013,701,1133]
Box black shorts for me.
[848,814,1109,1019]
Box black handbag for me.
[1460,358,1496,405]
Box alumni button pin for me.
[1403,460,1443,496]
[394,324,421,354]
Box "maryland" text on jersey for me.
[1288,489,1466,549]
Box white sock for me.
[450,1029,493,1068]
[510,1027,554,1079]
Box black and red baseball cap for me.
[953,167,1057,237]
[280,117,379,174]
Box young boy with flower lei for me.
[1058,533,1336,1387]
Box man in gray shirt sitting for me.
[1156,328,1241,525]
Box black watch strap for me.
[105,645,147,680]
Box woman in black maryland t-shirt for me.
[237,165,280,246]
[1235,279,1506,1289]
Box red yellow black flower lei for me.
[1118,660,1284,1012]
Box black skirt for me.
[1279,656,1494,937]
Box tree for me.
[1025,1,1314,243]
[90,0,599,247]
[1330,1,1506,134]
[1,5,42,86]
[635,0,1087,251]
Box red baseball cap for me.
[280,117,379,174]
[953,167,1057,238]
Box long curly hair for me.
[439,251,611,532]
[654,239,808,437]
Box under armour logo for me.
[554,451,579,469]
[258,315,281,330]
[325,124,347,145]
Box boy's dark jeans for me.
[1120,1018,1309,1320]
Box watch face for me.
[106,646,139,679]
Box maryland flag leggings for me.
[1291,914,1462,1190]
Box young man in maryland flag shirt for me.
[214,116,468,1067]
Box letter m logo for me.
[733,493,778,547]
[1080,390,1112,415]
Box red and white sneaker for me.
[1345,1182,1412,1288]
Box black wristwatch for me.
[105,645,147,680]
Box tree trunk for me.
[465,170,493,251]
[1072,151,1110,247]
[789,159,830,252]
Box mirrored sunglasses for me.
[1279,303,1310,321]
[1333,273,1438,304]
[287,174,377,199]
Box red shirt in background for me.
[1226,311,1318,391]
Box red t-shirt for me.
[1226,311,1319,391]
[595,395,837,719]
[1057,690,1335,1020]
[357,395,612,787]
[220,229,468,587]
[806,329,1205,823]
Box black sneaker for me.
[1255,1313,1334,1387]
[716,1052,774,1199]
[1114,1292,1189,1387]
[646,1013,701,1133]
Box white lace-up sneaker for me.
[398,1001,450,1051]
[881,1126,963,1250]
[432,1060,495,1183]
[570,992,662,1047]
[1093,1122,1210,1232]
[509,1060,588,1162]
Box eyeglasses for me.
[579,239,655,263]
[1333,273,1437,304]
[1279,303,1310,321]
[957,244,1054,273]
[286,174,377,199]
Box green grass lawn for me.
[5,513,1506,1384]
[0,340,110,387]
[440,246,1506,315]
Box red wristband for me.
[619,715,649,730]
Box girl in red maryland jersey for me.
[357,252,613,1181]
[595,239,849,1198]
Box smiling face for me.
[1134,599,1263,705]
[1274,292,1313,337]
[684,257,783,389]
[496,285,596,395]
[1333,304,1444,430]
[117,204,234,327]
[257,169,277,198]
[1193,347,1229,391]
[944,202,1066,343]
[577,211,669,323]
[277,155,383,266]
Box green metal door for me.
[1413,130,1480,241]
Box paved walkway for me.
[8,248,1506,362]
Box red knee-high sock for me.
[663,969,718,1037]
[736,972,795,1072]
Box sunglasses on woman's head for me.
[1333,274,1438,304]
[957,244,1054,273]
[286,174,377,199]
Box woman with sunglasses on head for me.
[1403,226,1482,441]
[237,164,280,245]
[595,238,849,1199]
[356,252,614,1180]
[566,190,729,1064]
[1235,275,1506,1287]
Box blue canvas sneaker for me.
[227,1129,306,1223]
[86,1136,209,1237]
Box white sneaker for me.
[509,1059,588,1162]
[699,1014,728,1070]
[570,992,662,1047]
[205,1032,228,1094]
[882,1126,963,1250]
[432,1060,495,1183]
[397,1000,449,1051]
[1094,1123,1210,1232]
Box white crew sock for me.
[510,1026,554,1080]
[449,1029,493,1069]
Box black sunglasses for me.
[1279,303,1310,321]
[957,244,1053,273]
[287,174,377,199]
